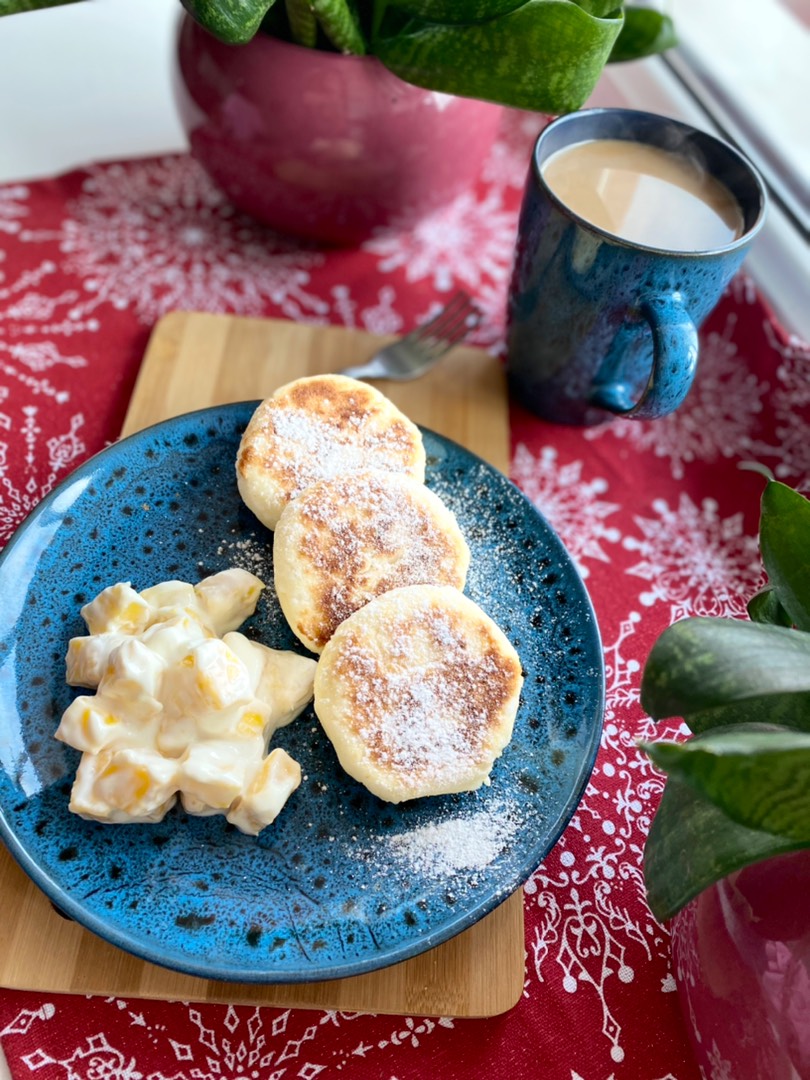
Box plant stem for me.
[285,0,317,46]
[313,0,366,54]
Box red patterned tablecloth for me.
[0,108,808,1080]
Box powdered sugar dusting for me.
[215,531,273,579]
[331,592,520,793]
[267,393,421,500]
[379,801,521,878]
[285,470,468,649]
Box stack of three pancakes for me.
[236,375,523,804]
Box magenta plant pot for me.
[173,16,503,245]
[670,850,810,1079]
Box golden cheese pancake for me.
[236,374,426,530]
[314,585,523,803]
[274,470,470,653]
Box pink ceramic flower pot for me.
[173,16,503,245]
[670,850,810,1079]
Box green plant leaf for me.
[760,479,810,631]
[180,0,275,44]
[574,0,622,15]
[313,0,366,52]
[747,585,793,627]
[643,728,810,841]
[286,0,317,45]
[380,0,526,23]
[372,0,624,113]
[643,773,803,921]
[377,0,621,23]
[608,5,676,62]
[640,617,810,733]
[0,0,83,11]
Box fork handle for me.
[339,360,391,381]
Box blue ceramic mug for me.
[506,109,767,425]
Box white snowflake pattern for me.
[0,256,93,404]
[59,157,329,325]
[0,1001,456,1080]
[475,109,553,217]
[328,283,407,337]
[0,226,92,544]
[479,111,542,192]
[523,615,677,1074]
[375,1016,451,1052]
[669,903,702,1050]
[0,183,29,235]
[511,443,621,577]
[363,187,517,294]
[461,276,510,351]
[743,318,810,484]
[21,1032,141,1080]
[622,493,761,620]
[525,882,638,1065]
[0,404,86,545]
[584,311,771,480]
[0,1003,56,1038]
[704,1041,735,1080]
[359,285,405,336]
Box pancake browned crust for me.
[313,585,523,803]
[236,374,426,530]
[274,470,470,653]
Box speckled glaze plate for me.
[0,403,604,983]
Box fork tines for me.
[414,292,481,356]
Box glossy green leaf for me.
[377,0,623,23]
[608,5,676,62]
[640,617,810,733]
[0,0,82,11]
[644,728,810,841]
[286,0,317,45]
[643,773,803,921]
[747,585,793,627]
[180,0,275,44]
[313,0,366,52]
[760,479,810,631]
[574,0,622,14]
[380,0,526,23]
[373,1,624,113]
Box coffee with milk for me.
[541,138,744,251]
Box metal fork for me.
[340,291,482,382]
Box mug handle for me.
[589,294,699,420]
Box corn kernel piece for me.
[56,697,119,753]
[140,580,196,615]
[81,583,151,636]
[56,692,161,753]
[194,569,265,636]
[140,613,212,666]
[69,748,179,823]
[177,738,263,811]
[192,640,254,711]
[226,748,301,836]
[66,633,129,688]
[179,791,221,817]
[223,633,316,734]
[235,706,268,739]
[97,639,166,701]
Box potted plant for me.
[639,471,810,1078]
[1,0,674,242]
[171,0,674,241]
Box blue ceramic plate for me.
[0,403,603,983]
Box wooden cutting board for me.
[0,311,524,1017]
